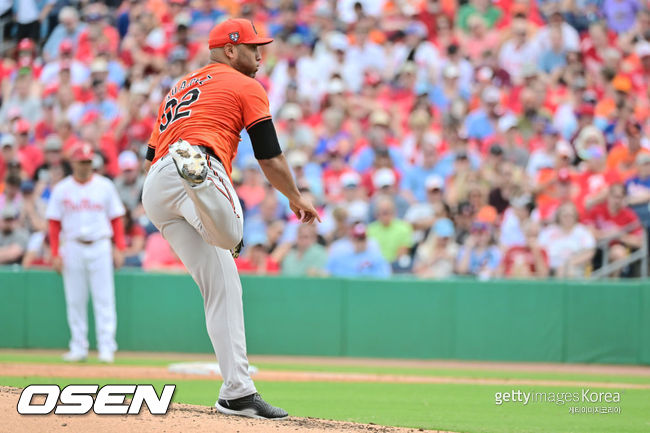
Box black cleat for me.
[215,393,288,420]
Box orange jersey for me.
[148,62,271,178]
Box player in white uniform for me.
[46,143,126,363]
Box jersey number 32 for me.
[159,88,201,133]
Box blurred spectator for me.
[585,183,644,276]
[626,152,650,207]
[43,7,84,61]
[538,202,596,278]
[142,232,185,272]
[456,221,501,280]
[0,70,42,125]
[367,197,413,264]
[0,175,22,214]
[0,0,648,280]
[500,221,550,279]
[0,205,29,265]
[413,218,458,279]
[236,232,280,275]
[22,230,52,269]
[326,223,390,278]
[123,209,145,267]
[114,150,143,212]
[281,224,327,277]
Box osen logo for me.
[17,384,176,415]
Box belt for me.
[198,146,223,165]
[74,238,106,245]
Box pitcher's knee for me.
[204,230,240,250]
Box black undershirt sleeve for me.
[247,118,282,160]
[145,144,156,161]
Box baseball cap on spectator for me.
[433,218,455,238]
[20,180,35,194]
[287,151,308,168]
[475,206,498,224]
[477,66,493,82]
[636,152,650,165]
[1,205,19,220]
[364,71,382,87]
[327,78,345,95]
[370,110,390,127]
[90,59,109,74]
[328,32,349,52]
[14,119,30,135]
[482,86,501,104]
[341,171,361,188]
[405,21,428,38]
[442,64,460,79]
[612,75,632,93]
[425,174,444,191]
[351,223,367,240]
[70,143,95,161]
[556,140,575,159]
[489,144,504,156]
[636,41,650,58]
[118,150,139,172]
[1,135,16,148]
[576,104,595,118]
[175,12,191,28]
[18,38,34,52]
[372,168,396,189]
[347,202,367,224]
[130,81,150,95]
[208,19,273,49]
[44,135,63,151]
[59,39,73,53]
[557,168,572,182]
[280,103,302,121]
[498,114,518,133]
[510,194,533,209]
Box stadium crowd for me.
[0,0,649,279]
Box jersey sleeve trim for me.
[146,145,156,161]
[246,115,272,131]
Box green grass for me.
[1,375,649,433]
[1,352,649,385]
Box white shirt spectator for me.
[534,23,580,53]
[499,40,539,81]
[40,60,90,86]
[538,223,595,270]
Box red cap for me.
[18,38,34,51]
[70,142,95,161]
[577,104,595,117]
[208,19,273,49]
[14,119,30,134]
[60,39,73,53]
[557,168,571,182]
[351,223,367,239]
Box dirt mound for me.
[1,386,449,433]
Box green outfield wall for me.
[1,269,649,364]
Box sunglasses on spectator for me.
[471,222,490,233]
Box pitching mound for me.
[1,387,448,433]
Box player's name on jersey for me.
[167,74,213,100]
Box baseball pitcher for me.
[46,143,126,363]
[142,19,319,419]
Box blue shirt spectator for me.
[327,224,390,278]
